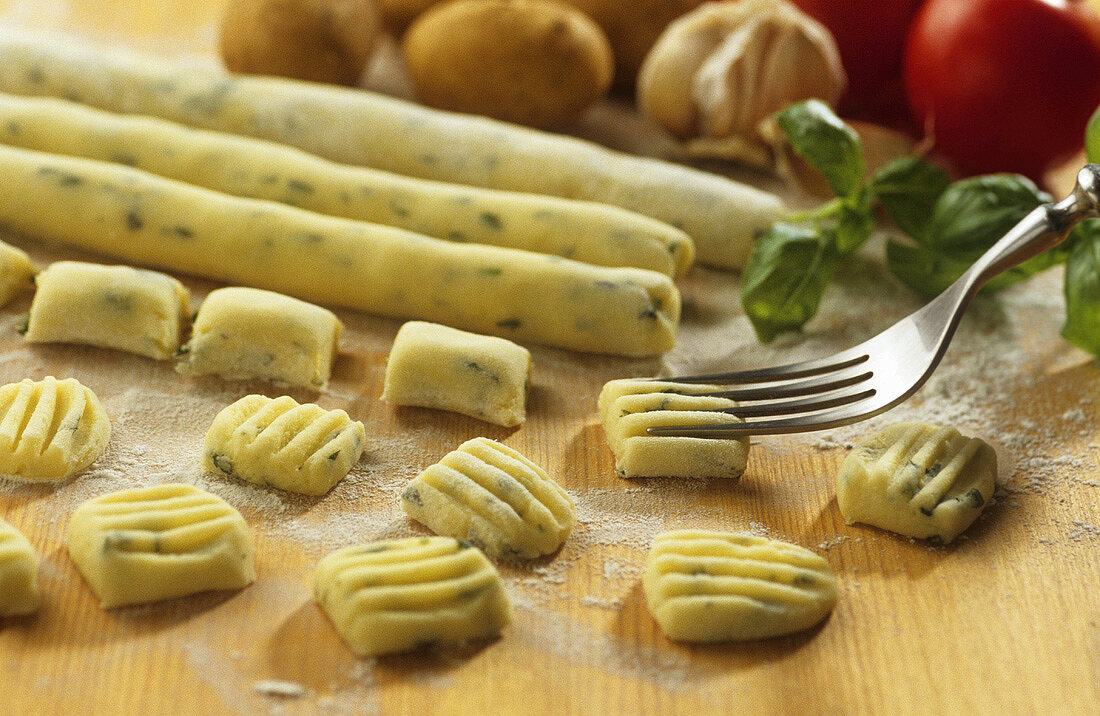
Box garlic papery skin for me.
[637,0,845,166]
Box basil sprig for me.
[743,100,1091,351]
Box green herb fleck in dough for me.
[4,121,19,136]
[110,153,138,166]
[103,292,133,311]
[389,200,410,218]
[25,66,43,84]
[478,267,502,277]
[328,450,341,461]
[447,230,467,242]
[16,316,28,335]
[496,318,521,330]
[402,486,423,507]
[594,280,618,290]
[965,487,985,508]
[287,179,314,194]
[211,453,235,477]
[38,166,84,187]
[480,212,503,230]
[126,209,143,231]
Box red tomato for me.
[790,0,926,124]
[904,0,1100,180]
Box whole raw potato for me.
[565,0,705,89]
[402,0,614,128]
[219,0,383,86]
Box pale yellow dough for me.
[25,260,189,360]
[0,376,110,482]
[598,378,749,478]
[401,437,574,559]
[180,286,342,389]
[382,321,531,427]
[205,394,366,496]
[0,238,36,307]
[66,482,256,608]
[643,529,838,642]
[314,535,511,656]
[0,517,40,616]
[836,421,997,544]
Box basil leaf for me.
[887,239,1067,297]
[776,100,865,198]
[741,222,840,342]
[885,240,970,297]
[925,174,1051,257]
[1062,219,1100,354]
[835,188,875,256]
[869,157,952,241]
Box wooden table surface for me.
[0,3,1098,714]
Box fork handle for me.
[964,164,1100,292]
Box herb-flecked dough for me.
[402,0,614,129]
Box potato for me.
[402,0,614,129]
[563,0,704,90]
[377,0,440,32]
[218,0,382,86]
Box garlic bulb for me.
[637,0,846,166]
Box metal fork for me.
[650,164,1100,437]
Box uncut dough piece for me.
[598,378,750,478]
[382,321,531,427]
[0,31,784,269]
[836,421,997,544]
[0,518,40,616]
[66,483,256,608]
[180,287,341,390]
[0,94,693,278]
[314,536,511,656]
[205,394,366,495]
[0,144,677,357]
[0,376,110,482]
[24,260,189,360]
[0,238,35,307]
[401,437,574,559]
[643,529,838,642]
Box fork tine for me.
[705,365,873,401]
[664,350,869,385]
[715,386,877,418]
[647,393,890,437]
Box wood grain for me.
[1,3,1098,714]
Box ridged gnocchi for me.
[0,238,36,307]
[314,536,511,656]
[836,421,997,544]
[24,261,189,360]
[204,394,366,496]
[401,437,574,559]
[598,378,750,478]
[66,483,256,608]
[0,518,40,616]
[382,321,531,427]
[179,287,342,390]
[0,376,110,481]
[643,529,838,642]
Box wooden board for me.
[1,3,1098,714]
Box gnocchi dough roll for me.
[0,518,41,616]
[181,287,342,390]
[66,483,256,608]
[205,394,366,496]
[314,536,512,656]
[382,321,531,427]
[598,378,750,478]
[401,437,574,559]
[0,145,678,357]
[0,31,783,269]
[0,376,110,482]
[0,238,36,307]
[0,94,693,279]
[643,530,838,642]
[836,421,997,544]
[25,260,189,360]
